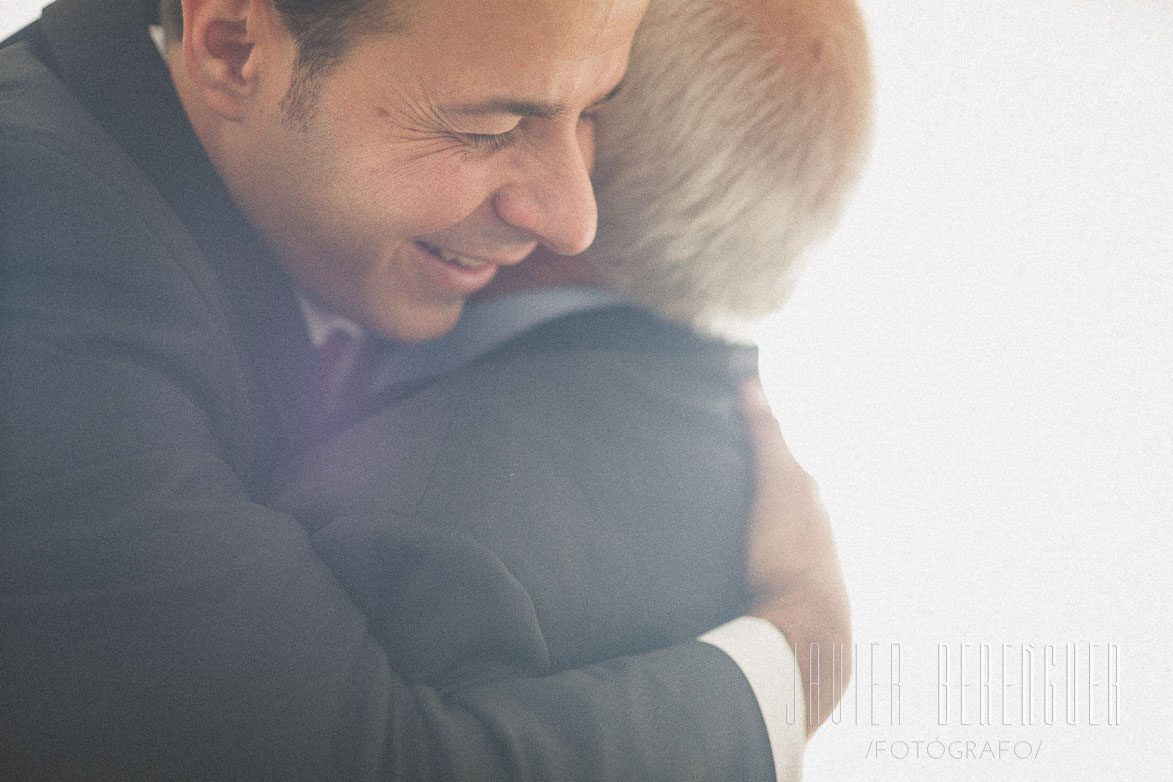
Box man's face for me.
[222,0,647,341]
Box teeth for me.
[435,246,490,269]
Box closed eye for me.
[464,128,519,152]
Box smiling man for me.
[169,0,635,341]
[0,0,835,779]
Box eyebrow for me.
[442,78,627,120]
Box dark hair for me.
[158,0,401,122]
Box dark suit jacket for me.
[0,0,776,779]
[273,306,758,688]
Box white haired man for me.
[274,0,872,779]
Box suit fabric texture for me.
[0,0,777,779]
[273,306,760,688]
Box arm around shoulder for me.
[0,133,778,781]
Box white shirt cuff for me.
[699,616,805,782]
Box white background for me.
[4,1,1170,778]
[752,1,1171,778]
[2,0,43,38]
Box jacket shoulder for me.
[2,41,226,308]
[493,304,760,388]
[1,42,261,475]
[2,43,112,162]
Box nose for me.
[492,120,598,256]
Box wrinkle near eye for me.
[366,97,484,161]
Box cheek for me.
[376,153,500,234]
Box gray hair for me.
[584,0,874,330]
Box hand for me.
[740,379,851,736]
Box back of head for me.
[583,0,873,332]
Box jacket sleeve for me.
[0,124,778,780]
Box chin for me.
[371,302,465,343]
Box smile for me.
[417,241,492,270]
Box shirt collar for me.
[298,294,366,349]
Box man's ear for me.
[181,0,284,121]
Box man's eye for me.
[464,129,518,152]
